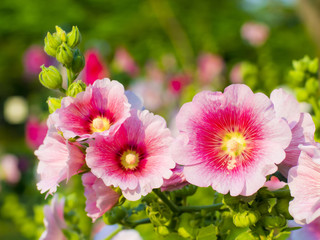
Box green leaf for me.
[267,198,277,213]
[196,225,217,240]
[274,231,291,240]
[226,227,249,240]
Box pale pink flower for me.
[23,45,51,77]
[241,22,269,47]
[54,78,131,140]
[263,176,286,191]
[288,142,320,224]
[288,218,320,240]
[230,63,243,84]
[197,53,224,84]
[168,74,191,95]
[86,109,175,201]
[172,84,292,196]
[0,154,21,184]
[112,229,142,240]
[271,89,315,178]
[82,172,120,222]
[145,61,165,83]
[40,195,67,240]
[25,116,48,150]
[161,165,188,192]
[35,116,86,195]
[114,47,139,77]
[83,49,109,85]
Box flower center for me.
[121,150,140,170]
[90,117,110,133]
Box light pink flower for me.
[54,78,131,140]
[40,195,67,240]
[82,172,120,222]
[263,176,286,191]
[271,89,315,178]
[288,142,320,224]
[161,165,188,192]
[168,74,191,95]
[288,218,320,240]
[114,47,139,77]
[230,63,243,84]
[112,229,142,240]
[172,84,292,196]
[86,109,175,201]
[23,45,51,77]
[197,53,224,84]
[83,49,109,86]
[25,116,48,150]
[0,154,21,184]
[241,22,269,47]
[35,116,86,195]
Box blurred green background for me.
[0,0,319,239]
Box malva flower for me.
[86,109,175,201]
[271,89,315,178]
[161,165,188,192]
[36,116,86,196]
[288,218,320,240]
[82,172,120,222]
[25,116,48,150]
[53,78,131,140]
[172,84,292,196]
[288,142,320,224]
[263,176,286,191]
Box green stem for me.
[153,189,180,213]
[178,203,223,212]
[105,226,123,240]
[131,218,151,228]
[59,87,66,94]
[67,68,73,88]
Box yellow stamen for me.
[121,150,140,170]
[90,117,110,133]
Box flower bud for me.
[55,26,67,42]
[295,88,309,102]
[275,198,292,219]
[66,80,86,97]
[67,26,81,48]
[44,32,61,57]
[44,43,57,58]
[39,65,62,89]
[306,78,319,95]
[103,206,126,225]
[233,210,260,228]
[261,215,286,229]
[56,43,74,67]
[289,70,304,84]
[308,58,319,74]
[71,49,85,74]
[174,185,197,197]
[47,97,61,113]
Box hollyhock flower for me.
[288,218,320,240]
[86,109,175,201]
[197,53,224,84]
[23,45,51,77]
[161,165,188,192]
[172,84,291,196]
[25,116,48,150]
[40,195,66,240]
[241,22,269,47]
[288,142,320,224]
[35,116,86,195]
[83,49,109,85]
[168,74,191,95]
[263,176,286,191]
[94,225,142,240]
[114,47,139,77]
[54,78,131,140]
[230,63,243,84]
[0,154,21,184]
[82,172,120,222]
[271,89,315,177]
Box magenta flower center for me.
[120,150,140,170]
[90,117,110,133]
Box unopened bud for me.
[39,65,62,89]
[261,215,286,229]
[308,58,319,74]
[44,32,61,57]
[71,49,85,74]
[306,78,319,95]
[103,206,126,225]
[233,210,260,228]
[295,88,309,102]
[47,97,62,113]
[66,80,86,97]
[55,26,67,42]
[67,26,81,48]
[56,43,74,67]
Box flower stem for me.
[131,218,151,228]
[178,203,223,212]
[153,189,180,213]
[104,226,123,240]
[67,68,73,88]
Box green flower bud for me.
[275,198,292,219]
[47,97,61,113]
[233,210,260,228]
[71,49,85,74]
[257,202,269,215]
[44,43,57,58]
[67,26,81,48]
[295,88,309,102]
[45,32,61,49]
[306,78,319,95]
[56,43,74,67]
[55,26,67,42]
[39,65,62,89]
[103,206,126,225]
[173,185,197,197]
[261,215,286,229]
[289,70,304,84]
[308,58,319,74]
[66,80,86,97]
[293,59,308,72]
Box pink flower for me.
[168,74,191,95]
[40,195,67,240]
[35,116,86,195]
[23,45,51,77]
[86,109,175,201]
[112,229,142,240]
[25,116,48,150]
[82,172,120,222]
[0,154,21,184]
[230,63,243,84]
[83,49,109,85]
[161,165,188,192]
[288,142,320,224]
[114,47,139,77]
[263,176,286,191]
[54,79,131,140]
[197,53,224,84]
[271,89,315,178]
[288,218,320,240]
[172,84,292,196]
[241,22,269,47]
